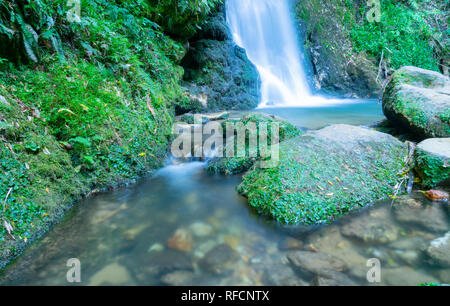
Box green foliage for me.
[415,149,449,188]
[348,0,444,71]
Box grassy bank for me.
[0,0,221,268]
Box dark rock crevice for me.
[179,5,261,113]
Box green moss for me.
[415,149,450,188]
[0,0,215,267]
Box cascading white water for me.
[226,0,337,107]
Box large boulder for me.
[382,66,450,138]
[237,124,410,225]
[180,9,260,113]
[414,138,450,187]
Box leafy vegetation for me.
[348,0,447,71]
[0,0,221,267]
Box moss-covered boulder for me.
[415,138,450,188]
[237,124,410,225]
[383,66,450,138]
[180,8,260,113]
[206,113,303,175]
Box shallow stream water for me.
[1,101,448,286]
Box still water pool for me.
[1,101,448,286]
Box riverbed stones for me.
[311,271,358,286]
[237,124,410,225]
[424,190,449,202]
[340,208,399,244]
[392,196,448,233]
[425,232,450,267]
[167,228,194,252]
[199,243,239,274]
[286,251,348,278]
[415,138,450,187]
[382,267,438,286]
[180,8,260,113]
[436,269,450,283]
[278,237,304,250]
[188,222,213,238]
[382,66,450,138]
[138,250,194,279]
[160,270,196,286]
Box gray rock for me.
[383,66,450,138]
[199,244,239,274]
[137,250,194,278]
[296,0,380,98]
[426,232,450,267]
[392,196,448,233]
[160,270,196,286]
[263,263,308,286]
[436,269,450,283]
[287,251,348,278]
[415,138,450,187]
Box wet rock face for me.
[238,124,410,225]
[382,66,450,139]
[415,138,450,188]
[180,8,260,113]
[426,232,450,267]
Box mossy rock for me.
[415,138,450,188]
[383,66,450,139]
[207,113,303,175]
[181,8,260,112]
[237,124,410,225]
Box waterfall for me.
[226,0,335,107]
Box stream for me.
[1,101,448,286]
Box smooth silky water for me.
[0,105,449,286]
[1,0,448,286]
